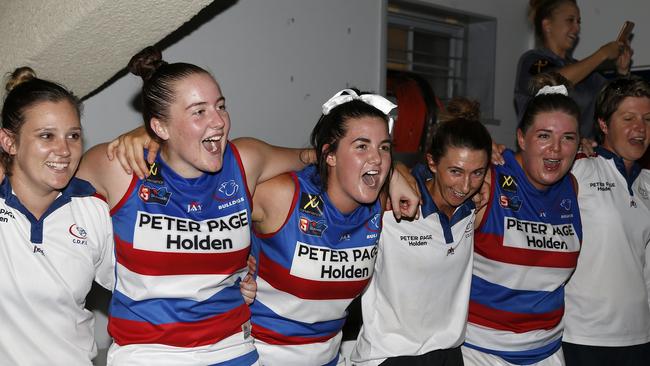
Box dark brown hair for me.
[310,89,392,191]
[594,76,650,144]
[128,46,212,141]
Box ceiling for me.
[0,0,215,100]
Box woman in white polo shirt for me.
[351,114,492,366]
[563,76,650,365]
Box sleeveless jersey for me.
[0,177,114,365]
[108,143,258,364]
[564,148,650,346]
[250,165,382,366]
[351,163,476,366]
[466,149,582,365]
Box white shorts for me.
[107,330,258,366]
[461,345,565,366]
[255,332,344,366]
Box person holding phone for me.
[515,0,632,140]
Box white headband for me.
[535,85,569,97]
[321,89,397,133]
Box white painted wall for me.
[82,0,385,150]
[574,0,650,69]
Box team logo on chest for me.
[365,213,381,240]
[69,224,88,245]
[638,186,649,200]
[213,180,245,210]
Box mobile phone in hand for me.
[617,21,634,42]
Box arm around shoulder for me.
[77,143,133,207]
[251,172,296,235]
[232,137,313,194]
[474,167,492,230]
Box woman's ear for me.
[598,118,609,136]
[324,144,336,167]
[0,129,17,155]
[425,153,437,174]
[542,18,552,35]
[516,128,526,151]
[150,118,169,141]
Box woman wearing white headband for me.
[248,88,395,365]
[463,85,582,366]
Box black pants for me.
[563,341,650,366]
[378,346,463,366]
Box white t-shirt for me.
[564,152,650,346]
[0,178,114,365]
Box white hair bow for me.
[321,89,397,133]
[535,85,568,97]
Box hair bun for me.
[128,46,167,81]
[439,97,480,122]
[5,66,36,92]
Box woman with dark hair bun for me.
[351,115,492,366]
[515,0,632,140]
[79,46,315,365]
[0,67,114,365]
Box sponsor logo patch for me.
[299,217,327,237]
[503,217,580,253]
[138,183,171,205]
[291,242,377,281]
[186,201,203,213]
[499,174,517,193]
[499,194,522,211]
[588,181,616,192]
[144,162,164,185]
[133,211,250,253]
[299,193,324,217]
[0,208,15,223]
